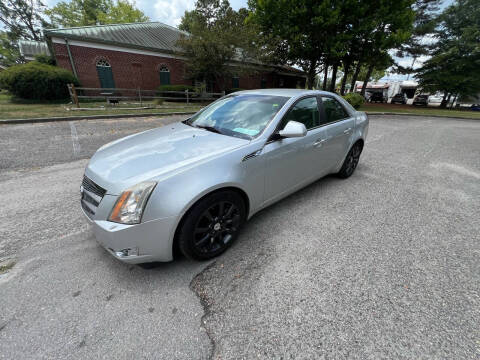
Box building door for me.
[232,76,239,88]
[96,59,115,89]
[159,65,170,85]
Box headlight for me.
[108,181,157,224]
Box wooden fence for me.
[67,84,225,108]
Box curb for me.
[0,111,197,125]
[366,112,479,121]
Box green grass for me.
[0,260,15,274]
[0,91,205,120]
[360,103,480,119]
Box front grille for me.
[82,176,106,198]
[81,176,106,216]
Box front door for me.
[263,96,331,204]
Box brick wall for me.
[52,42,306,91]
[53,43,189,90]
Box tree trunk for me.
[306,60,317,89]
[450,93,457,109]
[360,64,374,97]
[329,62,338,93]
[322,62,329,90]
[340,60,350,95]
[440,93,451,108]
[350,61,361,93]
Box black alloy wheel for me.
[337,143,363,178]
[193,201,241,254]
[177,191,246,260]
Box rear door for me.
[319,96,355,171]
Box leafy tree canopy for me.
[416,0,480,100]
[177,0,258,90]
[45,0,148,28]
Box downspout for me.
[65,38,78,79]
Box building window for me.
[96,59,115,89]
[232,76,239,89]
[159,65,171,85]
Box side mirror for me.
[279,121,307,138]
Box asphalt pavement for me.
[0,114,479,359]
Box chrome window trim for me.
[318,95,351,124]
[266,94,353,144]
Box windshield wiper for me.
[195,125,224,135]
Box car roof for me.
[231,88,336,98]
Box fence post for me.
[186,89,189,105]
[138,87,142,106]
[222,90,226,97]
[68,83,80,108]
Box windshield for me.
[186,94,289,139]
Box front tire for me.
[337,142,363,179]
[177,190,246,260]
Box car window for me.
[321,97,349,123]
[279,97,319,130]
[186,94,289,139]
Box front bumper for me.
[82,206,178,264]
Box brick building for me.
[43,22,306,92]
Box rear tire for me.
[337,142,363,179]
[177,190,246,260]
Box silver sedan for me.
[80,89,369,263]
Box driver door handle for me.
[313,138,327,147]
[344,128,352,134]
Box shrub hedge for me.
[0,62,78,100]
[342,92,365,109]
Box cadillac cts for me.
[80,89,368,263]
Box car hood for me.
[85,122,249,194]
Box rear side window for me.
[321,97,349,123]
[280,97,320,130]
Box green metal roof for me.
[44,22,187,54]
[18,40,50,58]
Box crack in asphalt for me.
[190,260,218,360]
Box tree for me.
[46,0,148,28]
[0,0,48,41]
[395,0,441,76]
[177,0,257,91]
[97,1,148,24]
[0,0,48,66]
[248,0,340,89]
[249,0,414,91]
[0,31,21,66]
[416,0,480,107]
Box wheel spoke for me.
[203,209,214,221]
[218,201,225,217]
[224,203,234,218]
[195,233,210,247]
[194,226,209,234]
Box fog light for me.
[114,247,139,257]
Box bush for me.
[342,92,365,109]
[157,84,195,92]
[157,84,196,101]
[34,54,56,66]
[0,62,78,100]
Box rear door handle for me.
[344,128,352,134]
